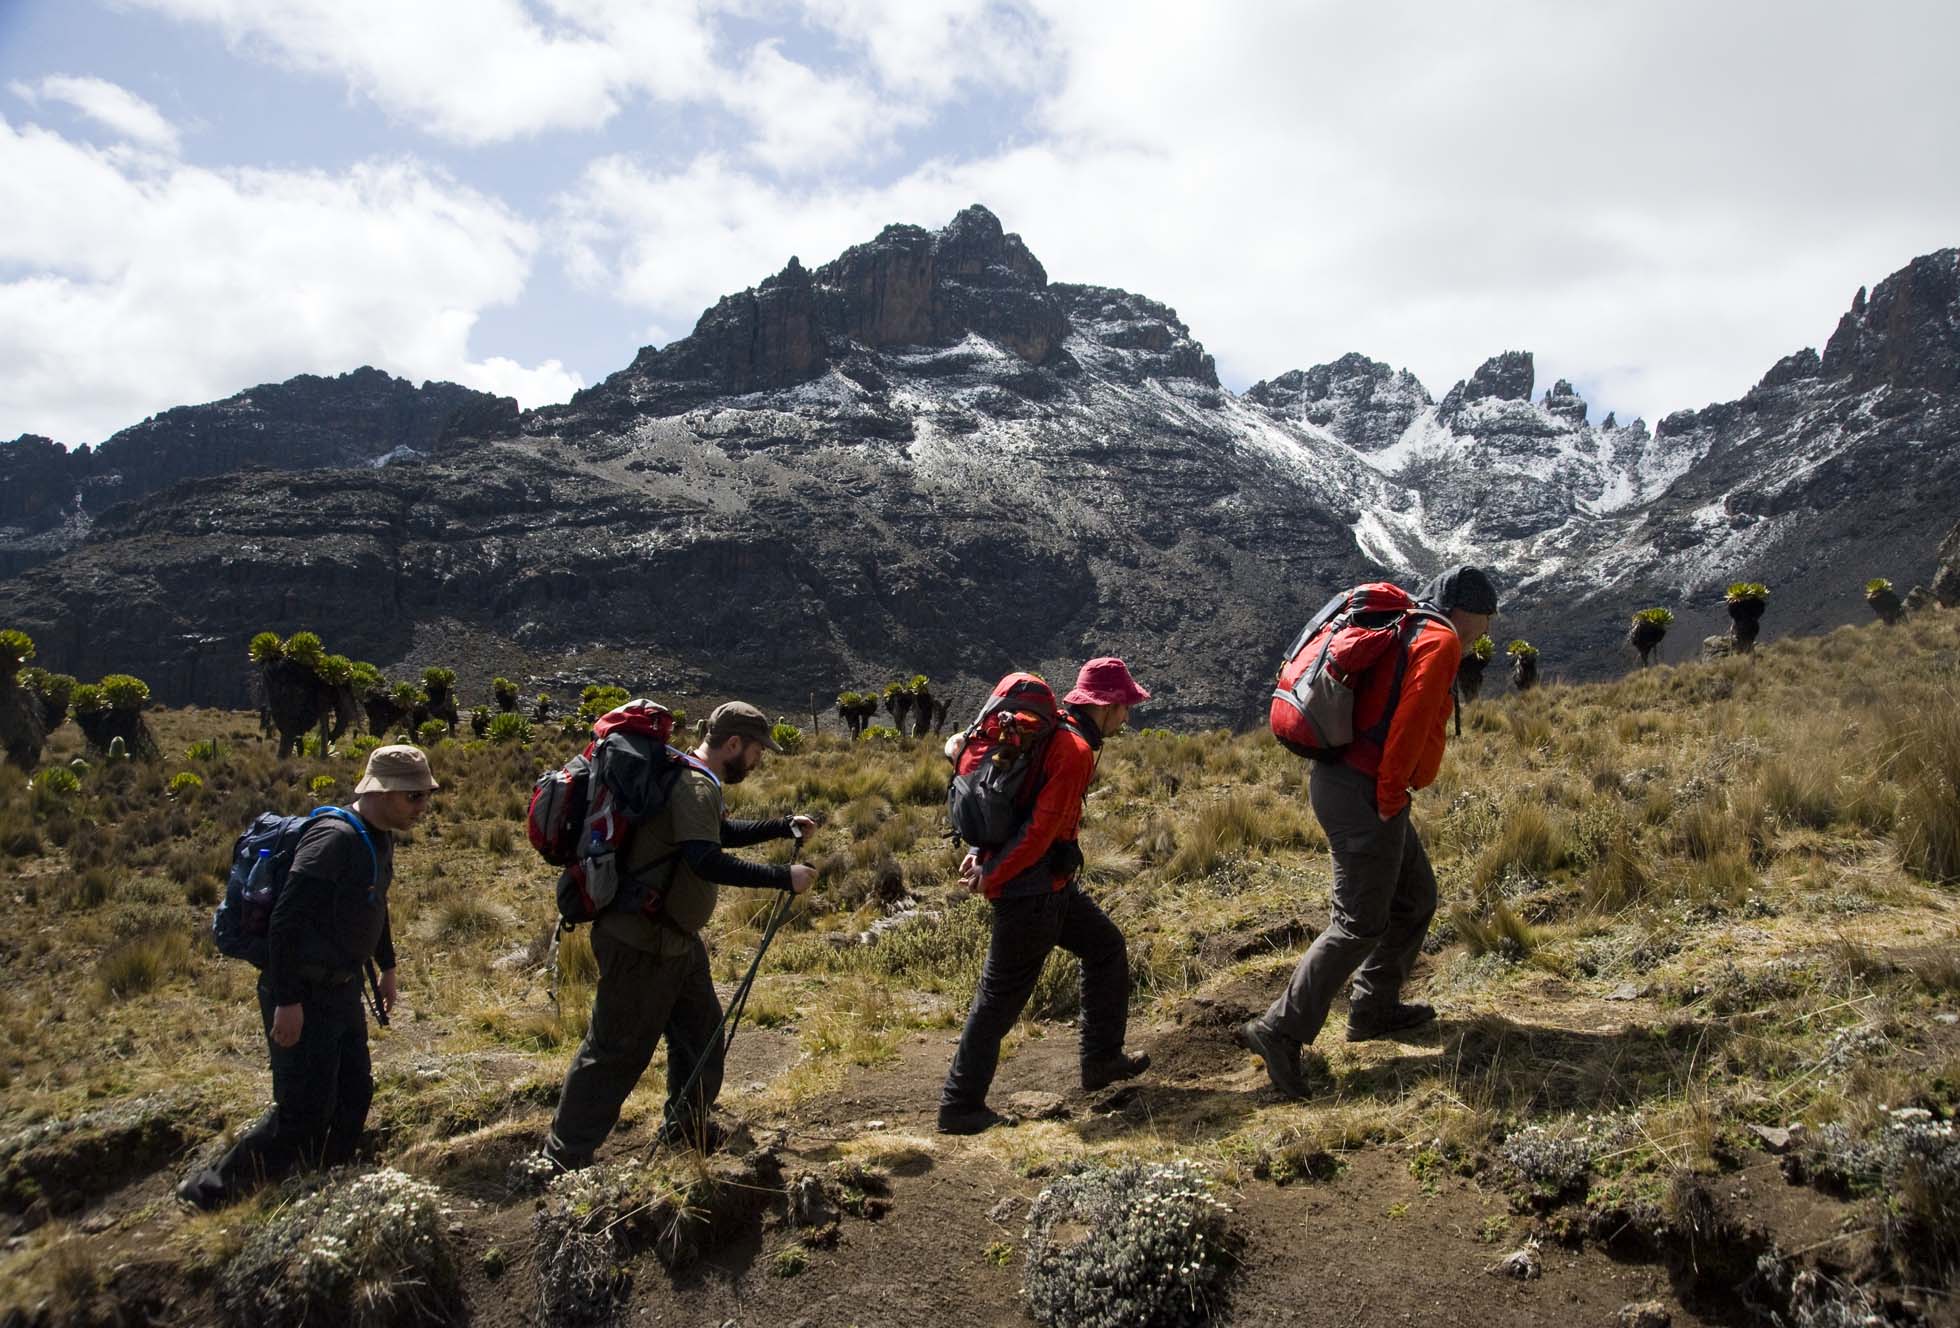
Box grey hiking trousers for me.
[1256,761,1437,1045]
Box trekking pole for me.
[363,959,391,1027]
[720,822,802,1061]
[661,824,803,1139]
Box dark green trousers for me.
[546,924,724,1168]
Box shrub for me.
[1724,582,1769,603]
[1023,1161,1239,1328]
[283,631,325,669]
[68,683,105,714]
[771,721,805,755]
[576,685,630,728]
[100,674,150,710]
[1469,635,1495,662]
[487,711,532,745]
[0,628,34,679]
[317,654,354,686]
[391,681,423,709]
[1865,577,1893,596]
[492,676,518,708]
[33,767,81,799]
[25,669,75,725]
[1631,607,1674,627]
[1505,639,1539,660]
[416,720,449,746]
[350,660,384,695]
[247,631,284,665]
[858,725,903,744]
[167,771,204,797]
[1499,1122,1597,1201]
[309,775,337,798]
[423,666,456,691]
[185,739,218,761]
[217,1168,460,1328]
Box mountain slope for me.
[0,210,1953,721]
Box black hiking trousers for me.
[211,976,372,1194]
[941,881,1128,1112]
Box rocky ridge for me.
[0,369,515,576]
[0,210,1955,722]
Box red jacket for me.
[978,714,1098,899]
[1341,617,1461,817]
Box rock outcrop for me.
[1245,353,1429,451]
[1934,520,1960,608]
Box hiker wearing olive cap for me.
[178,744,437,1209]
[545,701,820,1166]
[1240,566,1498,1099]
[938,658,1154,1135]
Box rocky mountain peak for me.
[1243,353,1430,451]
[1437,350,1535,419]
[1819,248,1960,395]
[557,205,1073,426]
[1540,377,1588,424]
[1053,284,1218,387]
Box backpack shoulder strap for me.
[311,805,379,891]
[1361,612,1455,745]
[671,748,723,792]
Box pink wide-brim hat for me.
[1063,657,1152,707]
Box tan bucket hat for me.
[355,744,440,794]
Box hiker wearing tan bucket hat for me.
[938,657,1154,1135]
[178,743,438,1211]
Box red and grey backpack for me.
[945,672,1068,848]
[527,700,715,928]
[1269,583,1452,760]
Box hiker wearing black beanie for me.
[1241,565,1497,1098]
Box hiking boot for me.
[1082,1050,1151,1092]
[654,1116,729,1155]
[1237,1019,1310,1099]
[936,1104,1018,1136]
[175,1168,228,1212]
[1345,1001,1437,1042]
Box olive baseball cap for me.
[706,701,783,753]
[355,744,440,794]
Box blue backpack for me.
[211,806,376,969]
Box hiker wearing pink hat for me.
[1062,656,1152,707]
[938,656,1154,1136]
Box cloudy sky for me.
[2,0,1955,448]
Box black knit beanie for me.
[1418,564,1499,615]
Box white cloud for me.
[721,40,909,172]
[797,0,1053,102]
[0,115,580,446]
[123,0,923,173]
[10,74,182,152]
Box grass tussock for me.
[94,928,193,1000]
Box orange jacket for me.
[1341,617,1461,817]
[978,715,1098,899]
